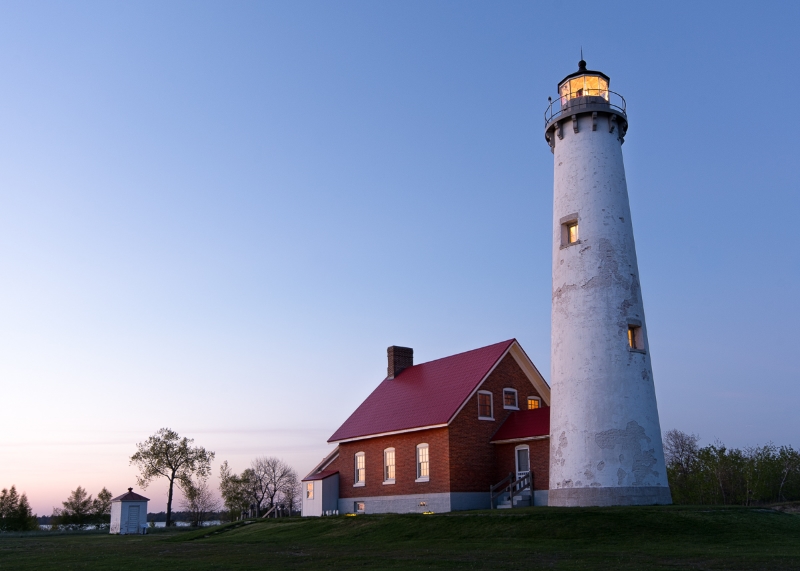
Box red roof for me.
[111,488,150,502]
[490,408,550,442]
[328,340,516,442]
[301,470,339,482]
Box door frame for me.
[514,444,530,480]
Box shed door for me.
[127,505,140,534]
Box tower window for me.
[628,324,644,352]
[568,223,579,243]
[560,214,580,247]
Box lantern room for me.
[558,60,609,103]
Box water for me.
[152,520,222,528]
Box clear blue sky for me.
[1,1,798,513]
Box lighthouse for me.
[544,60,672,506]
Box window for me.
[354,452,365,486]
[305,482,314,499]
[627,323,645,352]
[568,223,579,243]
[527,397,541,410]
[383,448,395,483]
[478,391,493,419]
[503,389,518,409]
[416,444,430,481]
[354,501,365,514]
[560,214,580,247]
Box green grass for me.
[2,506,800,570]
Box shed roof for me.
[111,488,150,502]
[490,408,550,443]
[301,470,339,482]
[329,340,519,443]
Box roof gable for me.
[329,339,526,443]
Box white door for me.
[126,505,140,534]
[515,446,530,480]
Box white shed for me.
[109,488,149,534]
[301,470,339,517]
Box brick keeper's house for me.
[301,339,551,515]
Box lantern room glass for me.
[559,74,609,103]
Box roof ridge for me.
[400,339,516,371]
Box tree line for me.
[0,486,38,531]
[664,429,800,505]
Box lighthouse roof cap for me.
[558,59,610,88]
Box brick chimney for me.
[387,346,413,379]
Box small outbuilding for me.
[110,488,149,534]
[301,469,339,517]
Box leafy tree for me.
[92,488,113,528]
[52,486,93,529]
[665,430,800,505]
[219,461,251,520]
[0,486,38,531]
[130,428,215,527]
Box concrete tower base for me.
[549,486,672,507]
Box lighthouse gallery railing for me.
[544,89,627,127]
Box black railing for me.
[544,89,626,126]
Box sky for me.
[1,1,799,515]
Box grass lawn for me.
[2,505,800,570]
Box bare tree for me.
[251,457,295,514]
[664,429,700,477]
[281,471,301,515]
[130,428,215,527]
[180,477,220,527]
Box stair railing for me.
[490,472,533,509]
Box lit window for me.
[527,397,541,410]
[628,325,644,351]
[560,215,580,247]
[568,223,579,244]
[503,389,518,409]
[354,452,365,486]
[384,448,395,483]
[416,444,430,481]
[306,482,314,499]
[478,391,493,419]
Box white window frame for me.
[383,447,396,484]
[502,388,519,410]
[416,443,430,482]
[478,390,494,420]
[527,396,541,410]
[354,451,365,487]
[305,482,314,499]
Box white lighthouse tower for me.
[544,60,672,506]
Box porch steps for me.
[495,489,532,509]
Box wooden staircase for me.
[490,472,532,509]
